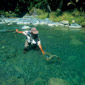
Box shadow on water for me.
[0,24,85,85]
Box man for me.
[16,27,45,55]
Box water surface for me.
[0,24,85,85]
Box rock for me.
[1,46,5,49]
[70,37,83,45]
[72,20,75,23]
[48,78,71,85]
[21,25,30,29]
[69,23,81,28]
[60,20,69,25]
[1,76,25,85]
[33,77,46,85]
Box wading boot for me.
[23,48,28,54]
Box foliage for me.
[0,11,17,17]
[29,8,45,15]
[75,16,84,24]
[49,12,57,22]
[80,22,85,27]
[5,11,16,17]
[36,9,45,15]
[15,6,20,14]
[0,0,84,25]
[37,13,48,19]
[72,9,81,16]
[48,10,85,25]
[61,12,74,23]
[0,0,85,15]
[0,10,5,15]
[49,11,74,22]
[31,8,49,19]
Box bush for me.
[36,9,44,15]
[36,9,48,19]
[0,11,17,17]
[29,8,48,19]
[76,17,84,23]
[0,10,5,15]
[49,12,57,22]
[80,22,85,27]
[37,13,48,19]
[72,9,81,16]
[49,11,74,22]
[5,11,16,17]
[62,12,74,23]
[56,9,62,16]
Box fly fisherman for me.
[16,27,45,55]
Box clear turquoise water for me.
[0,24,85,85]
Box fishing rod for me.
[0,29,16,33]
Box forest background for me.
[0,0,85,26]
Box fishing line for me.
[44,52,60,61]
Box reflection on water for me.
[0,24,85,85]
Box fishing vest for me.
[26,31,39,45]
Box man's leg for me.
[32,44,39,50]
[24,40,29,53]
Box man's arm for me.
[38,41,45,55]
[16,29,23,34]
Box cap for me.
[31,27,38,34]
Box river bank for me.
[0,15,84,30]
[0,9,85,28]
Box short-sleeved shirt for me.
[23,30,40,45]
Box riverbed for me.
[0,24,85,85]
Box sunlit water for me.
[0,24,85,85]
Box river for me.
[0,23,85,85]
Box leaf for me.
[67,2,75,6]
[76,0,79,3]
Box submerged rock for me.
[33,77,46,85]
[1,76,25,85]
[48,78,71,85]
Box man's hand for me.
[16,29,18,32]
[16,29,23,34]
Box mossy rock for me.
[1,76,25,85]
[48,78,71,85]
[33,77,47,85]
